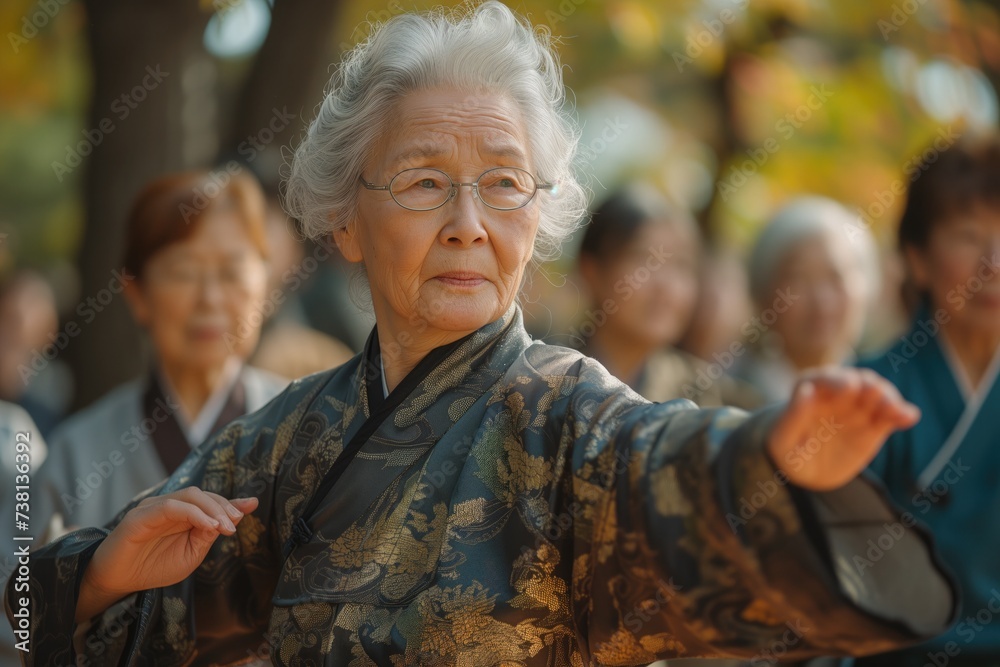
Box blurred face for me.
[336,87,542,344]
[125,211,268,371]
[770,232,867,364]
[906,204,1000,334]
[581,221,699,348]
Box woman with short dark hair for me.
[858,134,1000,667]
[35,169,288,534]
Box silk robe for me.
[857,307,1000,666]
[6,308,954,666]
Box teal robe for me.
[6,308,953,666]
[858,307,1000,667]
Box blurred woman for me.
[0,270,68,436]
[37,169,288,533]
[576,186,760,409]
[734,196,879,403]
[857,135,1000,666]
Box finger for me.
[877,396,921,430]
[231,497,259,514]
[774,381,816,444]
[127,497,222,540]
[172,488,238,533]
[852,371,887,413]
[798,366,852,397]
[203,491,248,524]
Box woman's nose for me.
[196,271,226,305]
[440,185,488,246]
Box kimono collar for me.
[912,303,1000,490]
[358,303,525,422]
[153,357,245,446]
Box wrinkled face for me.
[336,87,542,344]
[581,221,699,347]
[907,204,1000,333]
[770,232,868,360]
[125,211,268,370]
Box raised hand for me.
[75,487,259,623]
[768,367,920,491]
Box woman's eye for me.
[418,179,439,189]
[498,178,514,188]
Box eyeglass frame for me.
[358,166,555,211]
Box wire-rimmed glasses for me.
[359,167,554,211]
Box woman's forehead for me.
[386,138,528,167]
[379,89,529,163]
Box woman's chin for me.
[419,304,504,334]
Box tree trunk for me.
[69,0,211,408]
[218,0,345,187]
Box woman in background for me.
[734,196,879,403]
[857,135,1000,666]
[576,185,759,409]
[36,169,288,534]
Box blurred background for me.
[1,0,997,413]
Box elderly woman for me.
[9,5,954,666]
[33,169,288,534]
[576,186,760,410]
[734,196,879,404]
[855,135,1000,666]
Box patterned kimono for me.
[6,308,954,666]
[856,307,1000,666]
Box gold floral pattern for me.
[8,308,953,666]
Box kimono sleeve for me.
[3,375,326,667]
[564,358,956,666]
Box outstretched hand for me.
[768,367,920,491]
[75,487,258,623]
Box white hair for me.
[748,195,881,305]
[283,1,587,263]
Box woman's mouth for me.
[189,326,226,341]
[435,272,487,287]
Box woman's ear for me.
[332,218,364,263]
[122,279,149,328]
[902,243,930,290]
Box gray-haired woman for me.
[8,4,953,666]
[735,196,880,404]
